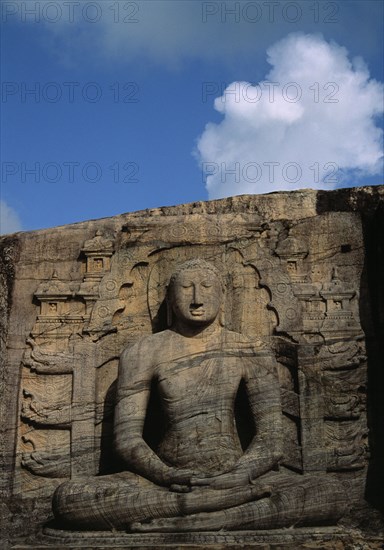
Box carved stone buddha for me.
[52,259,348,531]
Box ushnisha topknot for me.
[167,259,224,294]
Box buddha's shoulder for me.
[221,328,250,344]
[120,330,176,358]
[221,328,268,350]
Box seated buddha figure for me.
[53,259,348,531]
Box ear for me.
[166,300,173,327]
[219,306,225,327]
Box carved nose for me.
[190,302,203,309]
[192,285,203,305]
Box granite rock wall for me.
[1,186,383,548]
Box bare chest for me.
[155,352,243,405]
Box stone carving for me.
[23,339,75,374]
[2,187,383,547]
[21,434,71,478]
[52,259,348,531]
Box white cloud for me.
[196,33,384,198]
[0,201,22,235]
[7,0,261,67]
[9,1,382,70]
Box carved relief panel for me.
[14,210,368,504]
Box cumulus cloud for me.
[0,201,22,235]
[196,33,383,198]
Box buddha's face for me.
[169,267,222,327]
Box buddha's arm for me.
[235,352,283,477]
[191,352,283,490]
[114,342,194,487]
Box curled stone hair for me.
[167,259,224,295]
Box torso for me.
[149,329,253,474]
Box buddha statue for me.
[53,259,348,531]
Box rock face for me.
[1,186,383,548]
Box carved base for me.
[9,526,380,549]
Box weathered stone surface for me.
[1,186,383,548]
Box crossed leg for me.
[130,474,348,532]
[53,470,271,530]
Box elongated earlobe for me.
[219,306,225,327]
[166,301,173,327]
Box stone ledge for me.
[8,526,384,549]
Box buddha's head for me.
[167,259,223,329]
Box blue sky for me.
[1,0,383,233]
